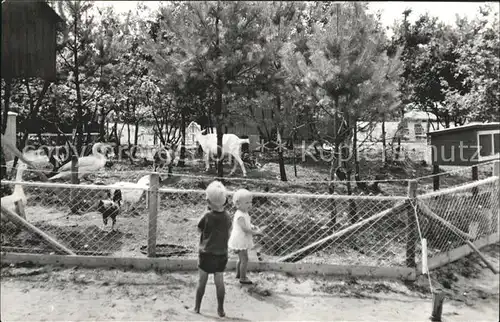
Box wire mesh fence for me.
[155,188,409,266]
[1,161,499,272]
[414,176,499,261]
[1,180,151,257]
[416,161,496,193]
[1,177,411,267]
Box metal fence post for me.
[406,180,418,267]
[147,173,160,257]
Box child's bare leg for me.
[238,250,251,283]
[194,269,209,313]
[213,272,226,317]
[235,251,241,279]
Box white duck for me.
[48,143,111,181]
[107,174,158,214]
[4,149,49,175]
[1,161,28,215]
[1,134,37,170]
[136,174,165,206]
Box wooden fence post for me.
[406,180,418,267]
[70,156,79,214]
[432,164,440,191]
[430,289,445,322]
[471,164,479,196]
[147,173,160,257]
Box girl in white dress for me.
[228,189,263,284]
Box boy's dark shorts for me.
[198,253,228,274]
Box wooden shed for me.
[1,0,64,81]
[427,122,500,166]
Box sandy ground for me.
[2,245,499,322]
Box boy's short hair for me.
[232,188,252,205]
[205,180,227,207]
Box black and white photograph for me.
[1,0,499,320]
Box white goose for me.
[1,134,37,170]
[4,149,49,175]
[1,161,28,215]
[48,143,111,181]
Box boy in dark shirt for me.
[194,180,232,317]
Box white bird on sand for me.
[1,134,38,170]
[1,161,29,219]
[106,174,160,214]
[48,143,112,181]
[4,149,49,175]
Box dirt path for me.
[1,258,498,321]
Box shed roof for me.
[404,110,438,121]
[427,122,500,137]
[2,0,64,24]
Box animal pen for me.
[1,160,499,280]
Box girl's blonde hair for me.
[205,180,227,207]
[232,188,252,206]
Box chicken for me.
[97,195,121,232]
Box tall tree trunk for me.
[73,13,84,156]
[381,115,387,166]
[328,95,340,229]
[215,75,224,178]
[276,95,287,181]
[395,107,404,161]
[349,118,358,224]
[215,4,224,178]
[277,128,287,182]
[99,109,106,142]
[444,110,451,128]
[112,122,119,156]
[207,109,214,133]
[134,120,140,146]
[133,120,140,158]
[127,123,131,146]
[353,118,360,182]
[12,80,51,171]
[178,109,186,167]
[85,108,97,147]
[329,96,341,183]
